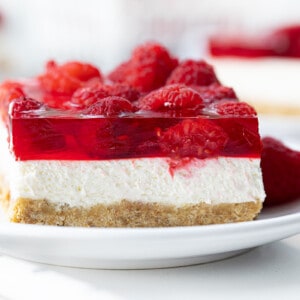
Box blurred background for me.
[0,0,300,77]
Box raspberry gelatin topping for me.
[209,24,300,58]
[1,43,261,161]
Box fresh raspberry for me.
[214,101,257,117]
[84,81,140,102]
[39,60,102,95]
[261,137,300,206]
[159,119,228,158]
[138,84,204,113]
[72,83,140,109]
[108,62,130,86]
[10,97,44,118]
[0,81,24,104]
[84,96,134,116]
[191,83,237,104]
[39,61,82,94]
[0,82,25,121]
[104,84,140,102]
[166,60,219,86]
[109,42,178,92]
[59,61,102,82]
[84,77,103,88]
[71,86,109,108]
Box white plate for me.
[0,198,300,269]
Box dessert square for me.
[0,43,265,227]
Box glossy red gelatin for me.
[0,44,262,161]
[10,114,261,160]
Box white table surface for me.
[0,234,299,300]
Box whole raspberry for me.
[138,84,203,113]
[214,101,257,117]
[10,97,44,118]
[71,83,140,109]
[261,137,300,206]
[191,83,237,104]
[104,84,140,102]
[39,61,82,95]
[109,42,178,92]
[39,60,102,95]
[166,60,219,86]
[0,81,24,104]
[84,96,134,116]
[71,86,109,108]
[0,81,25,121]
[83,81,141,102]
[159,119,228,158]
[60,61,102,81]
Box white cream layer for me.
[7,157,265,207]
[209,58,300,108]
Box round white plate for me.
[0,198,300,269]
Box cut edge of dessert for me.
[0,42,266,227]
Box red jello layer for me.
[10,115,260,161]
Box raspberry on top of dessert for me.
[0,42,265,227]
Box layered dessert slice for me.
[0,43,265,227]
[208,24,300,114]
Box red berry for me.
[104,83,140,102]
[10,97,44,118]
[39,61,82,94]
[84,77,103,88]
[72,83,140,109]
[60,61,102,82]
[108,62,130,86]
[71,86,109,108]
[109,42,178,92]
[84,81,140,102]
[166,60,219,86]
[214,101,257,117]
[191,83,237,104]
[261,137,300,205]
[138,84,204,113]
[39,60,102,95]
[84,96,134,116]
[0,81,25,121]
[159,119,228,158]
[0,81,24,103]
